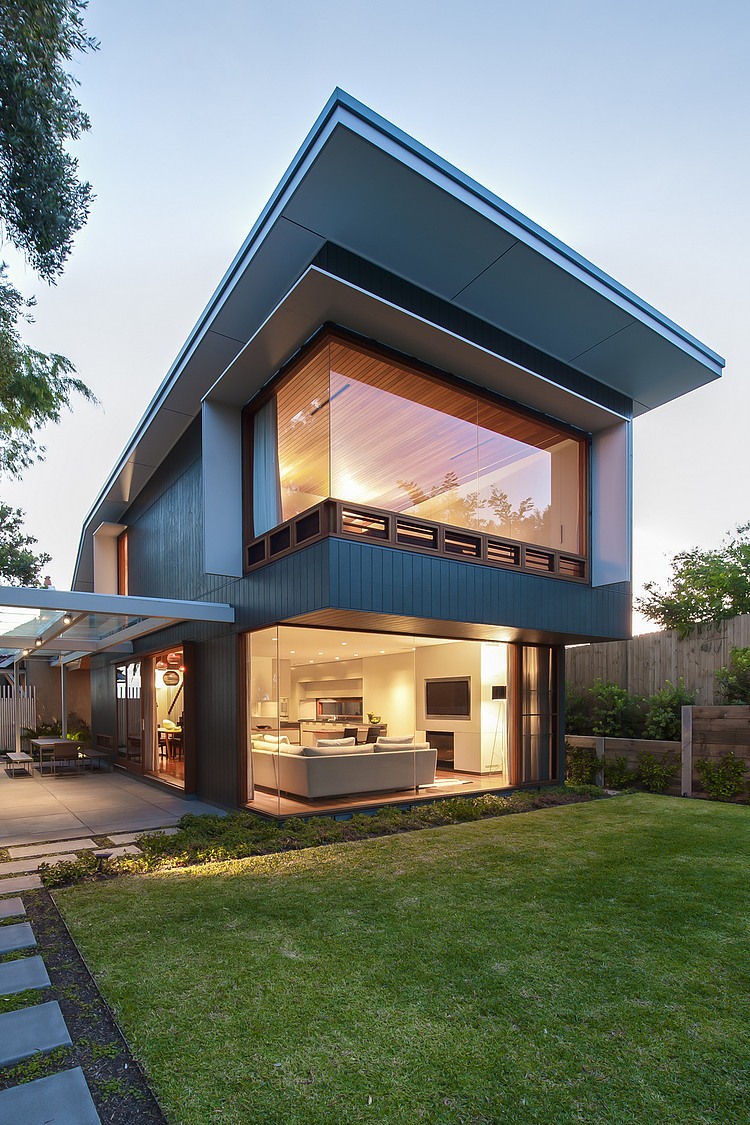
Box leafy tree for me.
[0,0,97,280]
[0,503,50,584]
[636,525,750,638]
[0,0,97,579]
[715,647,750,705]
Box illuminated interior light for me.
[63,615,72,625]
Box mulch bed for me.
[0,888,167,1124]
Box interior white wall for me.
[414,641,482,770]
[591,420,632,587]
[363,651,416,735]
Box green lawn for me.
[58,794,750,1125]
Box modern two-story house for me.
[71,90,723,816]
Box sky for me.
[3,0,748,633]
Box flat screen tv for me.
[425,677,471,719]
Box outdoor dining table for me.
[29,738,86,772]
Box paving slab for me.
[0,874,42,893]
[0,954,50,994]
[0,920,36,954]
[7,838,97,859]
[0,853,77,875]
[0,896,24,918]
[0,1065,100,1124]
[107,826,178,844]
[106,844,142,858]
[0,1000,71,1066]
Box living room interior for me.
[246,624,514,815]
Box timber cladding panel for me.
[566,735,682,796]
[566,614,750,704]
[689,706,750,800]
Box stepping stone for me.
[0,1066,101,1124]
[8,838,97,859]
[0,874,42,894]
[108,826,178,844]
[0,1000,71,1066]
[0,897,24,919]
[0,954,50,994]
[0,921,35,954]
[0,854,77,875]
[107,844,141,858]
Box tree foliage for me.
[636,525,750,638]
[0,268,94,476]
[0,502,50,584]
[0,0,97,279]
[0,0,97,580]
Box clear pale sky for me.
[4,0,748,633]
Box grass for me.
[57,794,750,1124]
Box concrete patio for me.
[0,764,223,848]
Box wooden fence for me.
[0,685,36,752]
[566,614,750,704]
[567,705,750,802]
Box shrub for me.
[715,647,750,705]
[695,753,747,801]
[565,684,591,735]
[38,852,100,887]
[638,751,680,793]
[590,679,644,737]
[603,755,638,789]
[565,743,602,785]
[644,679,694,741]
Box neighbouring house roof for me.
[72,88,724,590]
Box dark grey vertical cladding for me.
[327,540,630,640]
[190,631,239,807]
[227,538,629,641]
[89,656,116,743]
[120,418,229,604]
[312,244,634,420]
[231,544,332,632]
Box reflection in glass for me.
[257,334,586,556]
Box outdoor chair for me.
[48,742,83,775]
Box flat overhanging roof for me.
[0,587,234,665]
[73,88,724,590]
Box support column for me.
[13,658,21,754]
[60,663,67,739]
[681,705,693,797]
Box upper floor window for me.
[247,332,587,556]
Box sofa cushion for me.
[376,735,415,746]
[253,740,302,754]
[316,737,356,747]
[261,734,290,744]
[374,741,430,753]
[301,744,374,757]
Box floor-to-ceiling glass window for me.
[152,648,185,787]
[244,626,512,815]
[514,644,558,784]
[247,330,587,559]
[115,649,187,789]
[115,661,142,770]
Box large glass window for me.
[244,625,511,815]
[249,332,586,555]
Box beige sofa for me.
[250,737,437,799]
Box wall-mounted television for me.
[425,677,471,719]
